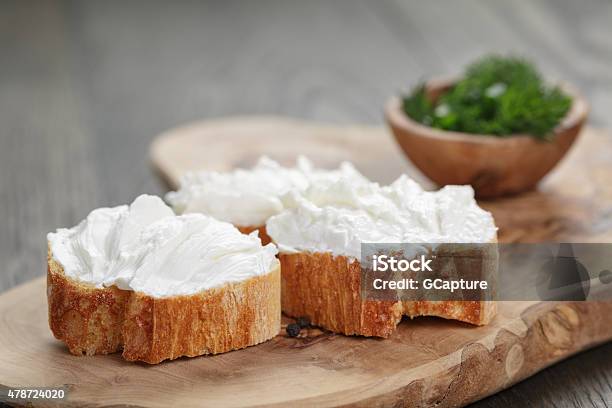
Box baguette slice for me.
[268,174,498,337]
[279,251,495,338]
[48,247,281,364]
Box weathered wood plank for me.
[0,0,101,288]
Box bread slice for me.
[47,247,281,364]
[266,173,499,337]
[279,251,496,338]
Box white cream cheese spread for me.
[165,156,368,227]
[266,175,497,260]
[47,194,278,297]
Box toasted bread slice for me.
[279,252,496,338]
[47,247,281,364]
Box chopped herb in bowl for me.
[402,55,572,140]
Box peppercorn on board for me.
[1,118,611,407]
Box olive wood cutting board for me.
[1,117,611,408]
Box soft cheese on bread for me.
[47,195,280,363]
[165,156,368,243]
[266,175,498,337]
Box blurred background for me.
[1,1,611,406]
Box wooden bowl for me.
[385,78,589,198]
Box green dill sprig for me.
[402,55,572,140]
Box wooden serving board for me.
[150,117,612,244]
[1,117,611,407]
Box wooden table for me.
[1,1,611,406]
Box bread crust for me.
[47,249,130,356]
[237,225,271,246]
[279,251,496,338]
[47,247,281,363]
[122,269,281,363]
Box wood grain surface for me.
[2,1,612,406]
[1,277,611,408]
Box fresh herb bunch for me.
[402,55,572,139]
